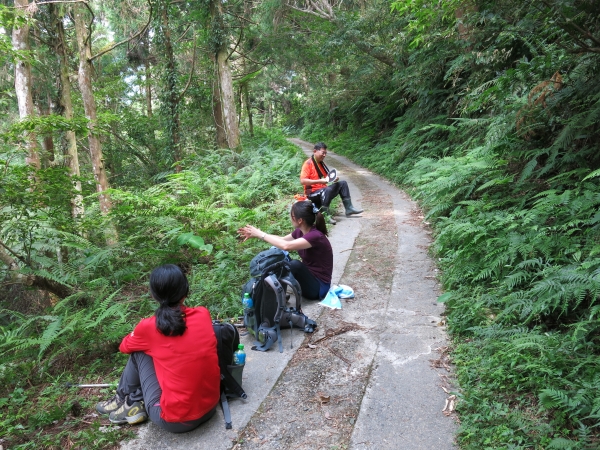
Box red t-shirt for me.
[119,306,220,423]
[300,158,328,195]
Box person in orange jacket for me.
[300,142,363,224]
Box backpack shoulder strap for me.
[264,273,286,323]
[278,269,302,313]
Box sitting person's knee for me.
[289,259,303,271]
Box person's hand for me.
[238,225,262,242]
[319,178,328,184]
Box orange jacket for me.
[301,158,328,195]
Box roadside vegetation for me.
[298,1,600,448]
[0,129,302,449]
[2,0,599,448]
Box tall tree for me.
[50,3,83,218]
[156,0,182,168]
[73,4,113,217]
[12,0,40,169]
[210,0,240,149]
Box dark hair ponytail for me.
[292,201,328,236]
[150,264,189,336]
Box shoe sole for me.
[109,412,148,425]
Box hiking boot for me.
[96,394,125,415]
[342,199,363,217]
[108,396,148,425]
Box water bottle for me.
[233,344,246,365]
[242,293,253,309]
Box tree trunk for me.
[146,60,153,117]
[210,0,240,150]
[159,5,181,169]
[215,48,240,149]
[39,96,55,165]
[243,83,254,137]
[213,78,228,148]
[455,4,478,48]
[0,241,72,299]
[73,5,114,223]
[12,0,40,170]
[52,6,84,219]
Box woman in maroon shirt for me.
[95,265,220,432]
[238,201,333,299]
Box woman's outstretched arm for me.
[238,225,312,251]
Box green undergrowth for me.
[0,129,304,449]
[302,70,600,448]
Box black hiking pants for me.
[289,259,328,300]
[308,180,351,208]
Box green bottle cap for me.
[244,293,250,298]
[238,344,244,350]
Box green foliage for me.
[297,0,600,447]
[0,128,304,448]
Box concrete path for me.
[120,139,457,449]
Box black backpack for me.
[212,321,247,429]
[242,260,317,353]
[249,246,290,277]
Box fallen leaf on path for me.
[317,392,330,404]
[307,343,317,349]
[442,395,457,416]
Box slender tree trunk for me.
[146,60,153,117]
[159,5,181,169]
[213,77,227,148]
[53,6,84,218]
[73,5,114,222]
[215,48,240,149]
[210,0,240,150]
[39,96,55,165]
[266,101,273,128]
[12,0,40,170]
[243,83,254,137]
[237,84,242,127]
[456,4,478,49]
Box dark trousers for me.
[117,352,216,433]
[290,259,328,300]
[308,180,351,208]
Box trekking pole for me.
[65,382,113,388]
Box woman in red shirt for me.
[96,265,221,432]
[238,201,333,299]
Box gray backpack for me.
[249,247,290,277]
[242,260,317,352]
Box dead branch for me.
[89,0,152,61]
[310,322,362,345]
[178,37,197,101]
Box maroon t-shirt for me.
[292,227,333,284]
